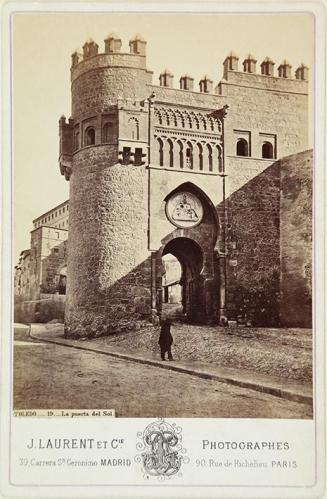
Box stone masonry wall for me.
[72,66,152,120]
[148,84,225,108]
[222,72,308,161]
[226,150,312,327]
[29,228,43,300]
[280,150,312,327]
[41,240,67,294]
[14,295,66,324]
[66,146,150,338]
[226,162,281,326]
[65,49,155,338]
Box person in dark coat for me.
[159,320,174,361]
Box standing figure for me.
[159,320,174,361]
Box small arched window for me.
[217,145,223,173]
[167,139,174,167]
[129,117,139,140]
[207,144,213,171]
[177,141,183,168]
[186,142,193,169]
[157,138,164,166]
[102,122,113,143]
[85,127,95,146]
[236,138,249,157]
[197,143,203,170]
[262,141,274,159]
[74,130,79,151]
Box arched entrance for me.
[155,182,221,324]
[162,237,204,322]
[56,266,67,295]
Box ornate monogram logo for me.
[166,191,204,229]
[135,419,189,480]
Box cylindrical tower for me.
[59,35,153,338]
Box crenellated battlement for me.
[72,34,147,65]
[70,34,151,84]
[222,52,308,81]
[156,50,308,93]
[71,35,309,95]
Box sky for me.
[12,12,314,262]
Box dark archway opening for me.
[85,127,95,146]
[162,237,203,323]
[236,138,249,157]
[57,266,67,295]
[262,141,274,159]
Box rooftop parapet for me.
[199,75,213,93]
[278,59,292,78]
[243,54,257,74]
[159,69,174,88]
[70,35,150,83]
[295,63,309,81]
[83,38,99,59]
[71,34,147,69]
[129,34,146,56]
[223,52,309,82]
[261,57,275,76]
[104,33,122,53]
[223,51,239,76]
[180,75,194,91]
[71,51,83,68]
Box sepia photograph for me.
[12,11,314,420]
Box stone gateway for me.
[58,34,311,337]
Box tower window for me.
[102,122,113,143]
[135,148,143,166]
[157,138,164,166]
[85,127,95,146]
[168,139,173,167]
[236,138,249,157]
[122,147,131,165]
[197,143,203,170]
[128,117,139,141]
[74,130,79,151]
[177,141,183,169]
[186,143,193,169]
[207,144,213,171]
[262,141,274,159]
[217,145,223,173]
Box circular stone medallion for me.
[166,192,204,229]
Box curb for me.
[29,327,312,406]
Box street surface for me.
[13,333,312,419]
